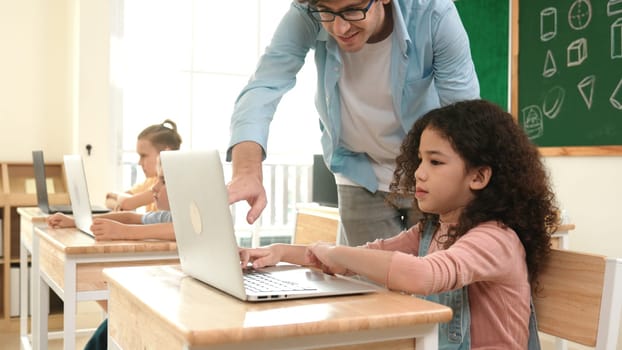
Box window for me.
[110,0,323,244]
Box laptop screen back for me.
[32,150,52,212]
[63,155,94,236]
[160,150,248,300]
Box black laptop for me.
[32,150,109,214]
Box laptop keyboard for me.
[243,269,317,293]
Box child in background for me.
[48,156,174,241]
[106,119,182,212]
[240,100,559,349]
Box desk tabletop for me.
[17,206,48,222]
[35,226,177,255]
[556,223,575,232]
[104,265,452,347]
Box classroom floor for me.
[0,301,103,349]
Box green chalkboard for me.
[455,0,509,110]
[518,0,622,148]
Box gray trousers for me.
[337,185,423,247]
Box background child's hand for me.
[307,242,347,275]
[106,192,132,211]
[90,218,125,241]
[46,212,75,228]
[105,192,118,209]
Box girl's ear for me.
[470,166,492,191]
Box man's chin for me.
[337,41,365,53]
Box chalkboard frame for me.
[512,0,622,156]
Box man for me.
[227,0,479,246]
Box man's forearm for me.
[231,141,264,180]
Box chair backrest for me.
[534,248,622,349]
[293,208,340,245]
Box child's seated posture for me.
[47,157,173,241]
[106,119,182,212]
[240,99,559,349]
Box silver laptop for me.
[63,154,100,237]
[33,150,109,214]
[160,149,380,302]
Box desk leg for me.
[414,324,439,350]
[63,260,77,350]
[34,234,49,350]
[20,235,30,349]
[554,230,569,350]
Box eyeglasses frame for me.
[307,0,377,23]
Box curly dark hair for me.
[389,99,559,284]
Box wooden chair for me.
[534,248,622,349]
[293,206,340,245]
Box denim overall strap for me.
[418,221,471,350]
[527,297,542,349]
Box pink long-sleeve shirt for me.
[365,221,530,349]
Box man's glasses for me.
[308,0,376,22]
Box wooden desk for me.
[552,223,575,250]
[17,207,48,350]
[34,226,179,350]
[104,265,453,350]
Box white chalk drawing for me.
[613,17,622,59]
[543,50,557,77]
[567,38,588,67]
[611,78,622,109]
[577,75,596,109]
[529,2,621,125]
[541,7,557,41]
[568,0,592,30]
[543,86,565,119]
[522,105,544,139]
[608,0,622,17]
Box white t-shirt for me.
[336,33,403,192]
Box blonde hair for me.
[138,119,182,151]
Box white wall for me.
[1,2,621,258]
[0,1,72,161]
[71,0,116,205]
[546,157,622,257]
[0,0,114,206]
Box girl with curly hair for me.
[240,99,559,349]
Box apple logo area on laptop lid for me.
[63,155,96,237]
[160,149,380,302]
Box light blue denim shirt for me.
[228,0,479,192]
[141,211,172,224]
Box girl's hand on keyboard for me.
[239,247,280,269]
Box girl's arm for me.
[114,190,154,211]
[309,244,394,285]
[94,211,144,224]
[122,222,175,240]
[90,219,174,241]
